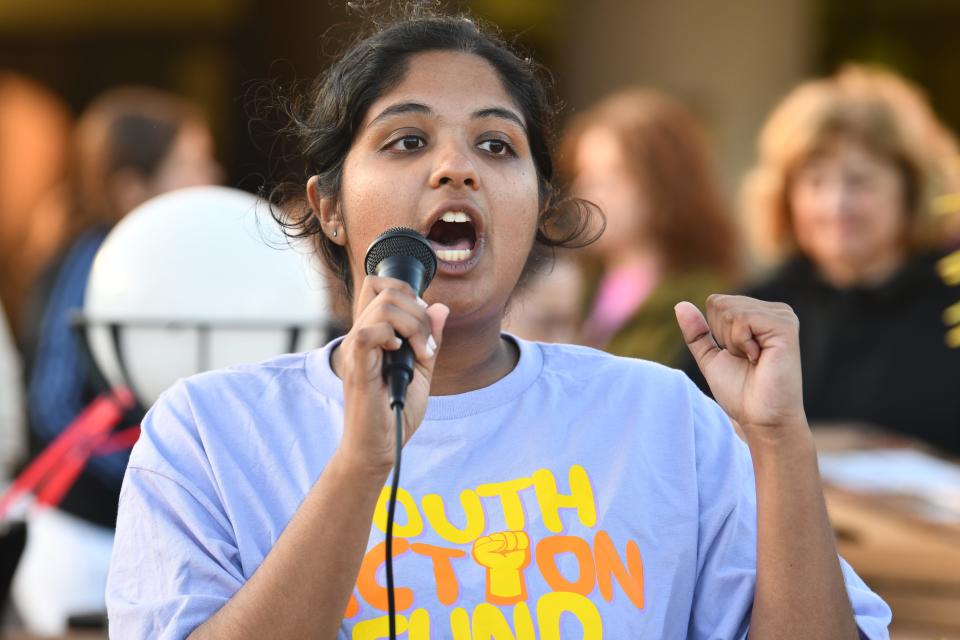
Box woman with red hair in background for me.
[561,88,740,366]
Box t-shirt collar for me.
[304,333,543,421]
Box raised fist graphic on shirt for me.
[472,530,530,605]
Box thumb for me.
[674,301,721,372]
[413,303,449,381]
[426,303,450,353]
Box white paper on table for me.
[818,449,960,523]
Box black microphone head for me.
[364,227,438,292]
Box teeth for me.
[439,211,470,223]
[436,249,472,262]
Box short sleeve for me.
[683,382,891,640]
[106,382,244,640]
[838,556,893,640]
[686,385,756,639]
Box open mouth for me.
[426,212,478,263]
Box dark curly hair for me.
[266,5,601,303]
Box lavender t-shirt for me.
[106,337,891,639]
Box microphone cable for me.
[385,403,403,640]
[362,227,437,640]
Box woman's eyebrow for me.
[366,101,526,132]
[368,102,432,127]
[473,107,526,132]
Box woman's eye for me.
[798,171,824,189]
[478,139,514,156]
[845,172,871,189]
[386,135,425,152]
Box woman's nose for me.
[817,177,854,216]
[429,143,480,190]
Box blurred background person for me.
[0,73,72,345]
[687,64,960,455]
[13,86,222,634]
[938,156,960,248]
[560,88,741,366]
[0,299,25,483]
[0,75,70,622]
[502,255,584,344]
[0,298,26,626]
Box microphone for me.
[364,227,438,409]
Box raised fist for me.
[472,531,531,605]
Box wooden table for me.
[826,486,960,638]
[817,427,960,639]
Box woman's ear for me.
[535,191,554,235]
[306,175,346,246]
[539,189,553,215]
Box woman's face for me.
[325,50,540,324]
[110,121,223,219]
[789,138,908,283]
[150,121,224,194]
[571,126,648,256]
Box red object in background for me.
[0,388,140,520]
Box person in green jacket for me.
[560,88,741,365]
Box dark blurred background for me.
[3,0,958,200]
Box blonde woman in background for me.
[560,89,740,366]
[686,65,960,455]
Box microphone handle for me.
[374,256,428,409]
[384,342,414,410]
